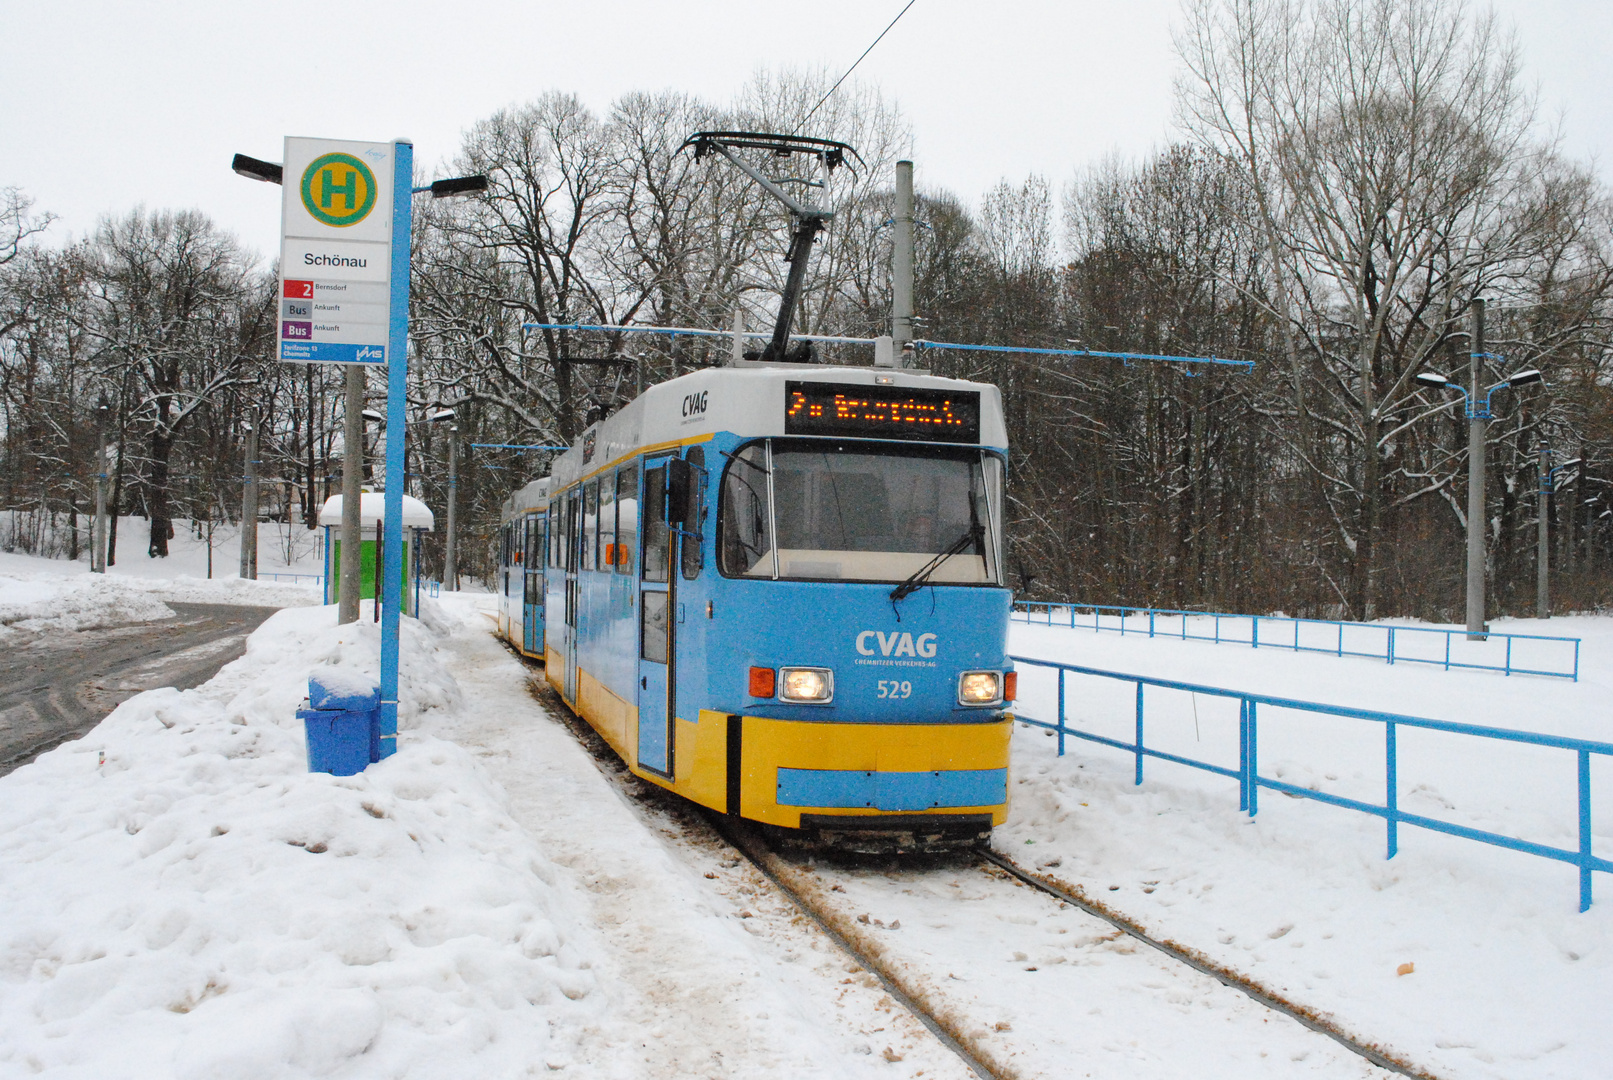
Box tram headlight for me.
[958,671,1003,705]
[779,667,834,703]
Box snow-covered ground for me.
[0,518,337,634]
[1005,614,1613,1080]
[1,547,1608,1078]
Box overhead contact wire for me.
[794,0,920,134]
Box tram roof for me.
[501,477,552,520]
[544,364,1006,490]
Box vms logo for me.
[301,153,378,228]
[354,345,383,362]
[856,631,938,658]
[681,390,709,418]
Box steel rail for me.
[508,636,1425,1077]
[708,814,1001,1080]
[514,655,1002,1080]
[975,849,1437,1079]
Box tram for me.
[498,363,1014,850]
[497,478,550,657]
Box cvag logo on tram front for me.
[855,630,938,659]
[680,389,709,422]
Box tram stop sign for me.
[278,137,395,365]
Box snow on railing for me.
[1012,601,1581,681]
[1009,655,1612,911]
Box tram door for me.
[523,512,543,655]
[637,456,675,776]
[562,491,581,703]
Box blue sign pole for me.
[377,139,413,759]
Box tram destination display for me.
[783,382,980,442]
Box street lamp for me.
[1535,452,1582,619]
[423,408,459,591]
[1417,316,1546,638]
[92,399,110,574]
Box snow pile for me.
[0,603,602,1078]
[0,570,173,639]
[136,573,323,609]
[1005,617,1613,1080]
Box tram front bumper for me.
[713,711,1012,830]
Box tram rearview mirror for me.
[666,458,698,528]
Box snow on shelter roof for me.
[318,493,434,530]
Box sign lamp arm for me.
[231,154,283,185]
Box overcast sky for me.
[2,0,1607,264]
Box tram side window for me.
[718,443,772,577]
[525,513,541,569]
[642,461,670,583]
[500,524,510,571]
[599,472,617,570]
[581,480,599,571]
[615,464,639,576]
[552,500,564,568]
[681,447,705,580]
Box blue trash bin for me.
[299,708,372,776]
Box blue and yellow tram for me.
[497,478,550,658]
[500,364,1015,850]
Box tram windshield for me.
[719,439,1003,584]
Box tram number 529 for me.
[877,680,913,699]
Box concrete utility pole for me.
[891,159,915,359]
[338,365,364,624]
[239,415,259,580]
[1538,444,1551,619]
[92,400,109,573]
[1466,299,1486,640]
[444,423,459,591]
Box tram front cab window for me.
[718,439,1002,584]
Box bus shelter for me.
[319,492,435,615]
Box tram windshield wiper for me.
[888,525,982,603]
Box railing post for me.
[1580,749,1593,912]
[1215,614,1221,644]
[1388,627,1395,666]
[1057,668,1066,757]
[1386,721,1399,859]
[1238,699,1249,812]
[1575,639,1580,682]
[1252,616,1259,649]
[1445,631,1452,671]
[1247,701,1259,816]
[1338,622,1343,657]
[1134,682,1144,785]
[1506,636,1513,677]
[1149,610,1155,638]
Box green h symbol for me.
[320,168,357,210]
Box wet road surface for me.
[0,603,279,777]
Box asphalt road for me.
[0,602,279,778]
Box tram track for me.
[512,641,1433,1079]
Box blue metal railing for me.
[256,573,439,599]
[260,572,323,585]
[1009,655,1613,911]
[1012,601,1581,681]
